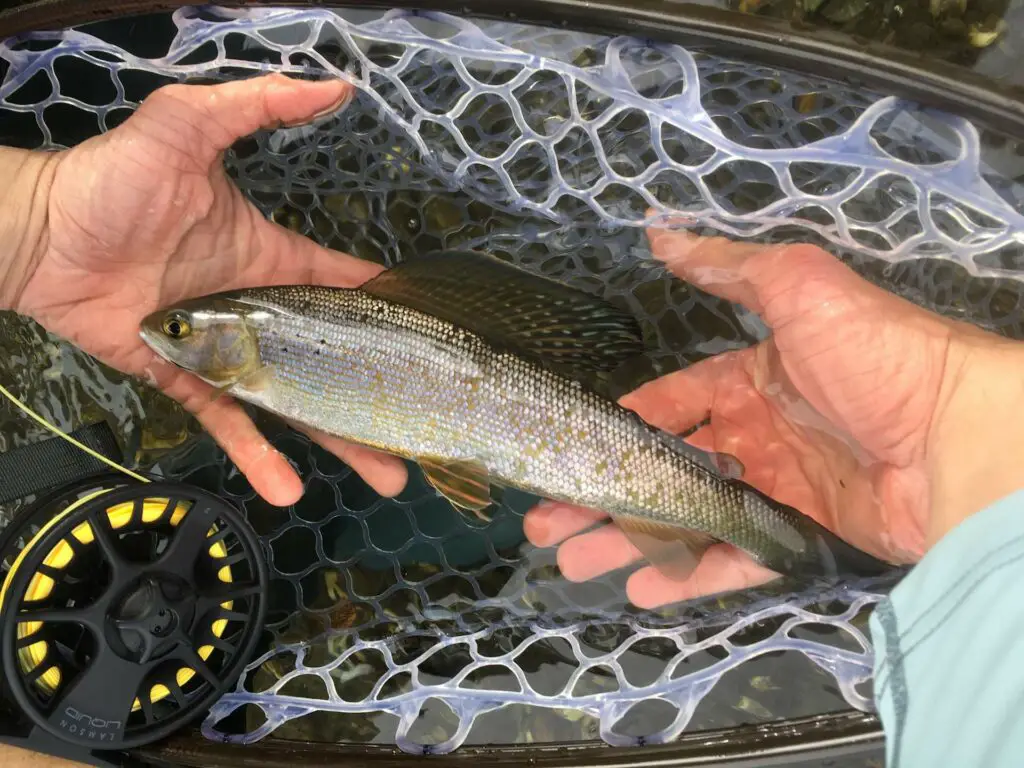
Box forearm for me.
[926,326,1024,547]
[0,146,59,313]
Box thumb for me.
[645,218,893,326]
[131,73,355,170]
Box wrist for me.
[925,325,1024,548]
[0,146,60,313]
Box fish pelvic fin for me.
[614,515,719,581]
[420,458,495,522]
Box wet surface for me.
[0,3,1020,756]
[702,0,1024,91]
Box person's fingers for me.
[287,422,409,497]
[167,391,302,506]
[556,524,643,582]
[194,403,304,506]
[645,221,768,310]
[143,357,303,506]
[555,522,778,603]
[235,208,385,291]
[132,74,355,171]
[626,544,778,609]
[201,73,355,142]
[148,353,408,503]
[646,217,876,330]
[523,502,609,547]
[618,348,753,435]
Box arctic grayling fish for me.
[139,251,890,582]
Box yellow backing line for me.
[0,382,150,484]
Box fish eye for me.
[162,312,192,339]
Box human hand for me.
[524,225,1024,608]
[7,74,407,506]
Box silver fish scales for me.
[140,252,890,583]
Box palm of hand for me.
[27,117,269,367]
[16,75,406,505]
[525,231,954,607]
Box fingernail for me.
[281,79,355,128]
[311,83,356,119]
[532,499,563,516]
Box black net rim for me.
[134,709,882,765]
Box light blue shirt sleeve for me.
[869,489,1024,767]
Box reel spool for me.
[0,475,268,749]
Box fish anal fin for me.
[362,250,648,393]
[420,458,494,522]
[614,516,718,581]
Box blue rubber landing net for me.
[156,429,891,753]
[0,3,1020,754]
[2,5,1023,277]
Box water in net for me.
[0,3,1023,753]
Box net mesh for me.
[0,3,1019,754]
[155,426,891,753]
[3,5,1024,278]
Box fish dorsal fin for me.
[362,251,647,392]
[420,458,495,522]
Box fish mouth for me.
[138,317,200,377]
[138,321,178,365]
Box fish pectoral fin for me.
[613,516,719,582]
[206,381,234,406]
[206,364,275,405]
[420,459,494,521]
[234,364,275,392]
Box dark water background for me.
[707,0,1024,90]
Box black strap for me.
[0,422,124,504]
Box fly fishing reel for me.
[0,468,268,749]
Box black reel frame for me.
[0,479,268,750]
